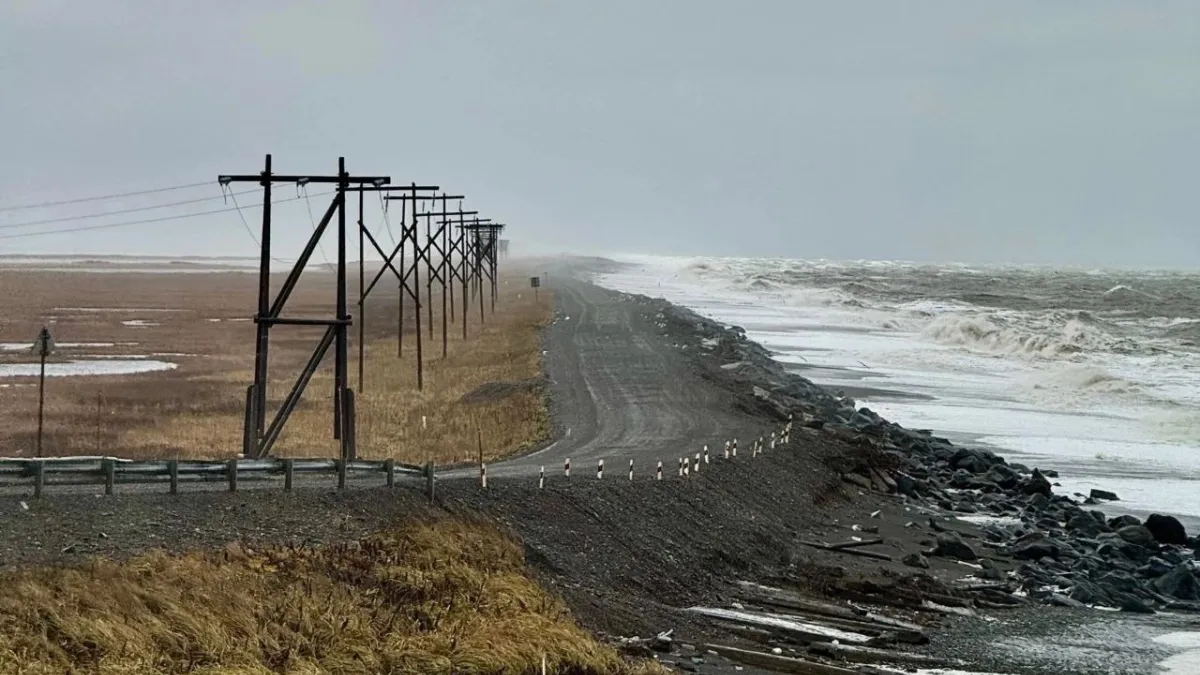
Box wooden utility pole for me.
[32,326,53,458]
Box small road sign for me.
[32,326,54,357]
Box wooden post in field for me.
[283,458,294,491]
[385,458,396,487]
[228,458,238,492]
[32,326,53,458]
[425,461,435,500]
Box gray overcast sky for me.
[1,1,1197,267]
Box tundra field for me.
[0,262,552,465]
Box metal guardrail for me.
[0,456,425,497]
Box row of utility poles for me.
[218,154,507,462]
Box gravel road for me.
[462,275,763,481]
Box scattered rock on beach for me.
[1089,488,1120,502]
[1153,563,1200,601]
[933,532,978,561]
[1144,514,1188,546]
[1116,525,1157,550]
[1020,469,1053,497]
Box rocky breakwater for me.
[635,292,1200,615]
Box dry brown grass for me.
[0,518,666,675]
[0,266,552,464]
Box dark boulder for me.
[1114,593,1156,614]
[1090,488,1120,501]
[1152,564,1200,601]
[902,552,930,569]
[1020,469,1053,497]
[984,464,1020,490]
[949,469,975,489]
[1140,557,1174,578]
[1108,515,1141,530]
[1027,492,1050,510]
[1067,514,1110,538]
[1144,514,1188,546]
[1011,532,1059,561]
[1069,581,1112,607]
[934,532,979,561]
[1098,570,1141,593]
[1117,525,1158,550]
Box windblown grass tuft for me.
[0,518,665,674]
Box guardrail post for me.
[283,458,294,491]
[425,461,435,501]
[102,458,115,495]
[31,461,44,499]
[227,458,238,492]
[168,459,179,495]
[384,458,395,487]
[337,458,347,490]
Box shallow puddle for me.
[0,360,176,377]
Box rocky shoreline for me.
[636,289,1200,617]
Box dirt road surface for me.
[456,276,763,481]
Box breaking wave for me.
[1029,366,1140,394]
[920,311,1140,358]
[679,256,1200,356]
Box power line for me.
[0,188,262,231]
[301,184,335,272]
[0,181,213,213]
[0,191,334,241]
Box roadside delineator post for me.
[539,465,545,489]
[656,461,663,480]
[704,445,710,464]
[724,441,731,460]
[629,459,634,481]
[480,462,488,489]
[694,452,701,473]
[771,431,777,449]
[597,459,604,480]
[565,458,571,478]
[732,438,738,457]
[684,457,690,477]
[678,457,683,477]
